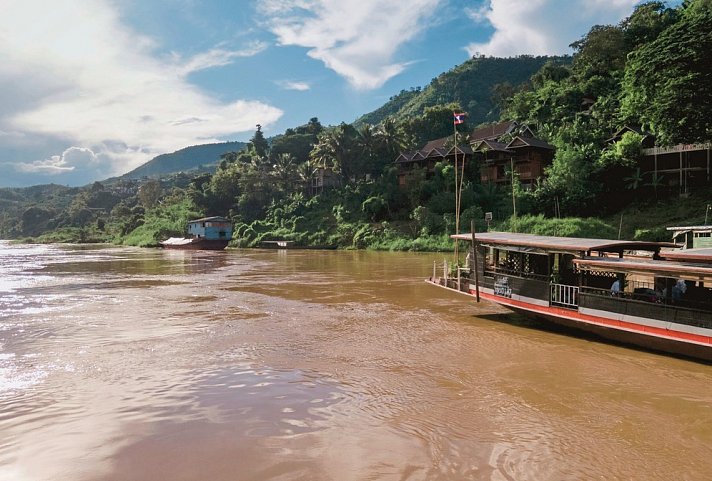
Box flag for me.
[453,112,465,125]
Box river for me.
[0,241,710,481]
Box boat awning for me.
[660,247,712,263]
[160,237,193,246]
[574,256,712,280]
[451,231,678,255]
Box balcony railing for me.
[551,283,579,309]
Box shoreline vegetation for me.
[11,188,712,252]
[2,2,710,251]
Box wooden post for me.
[471,220,480,302]
[433,260,436,281]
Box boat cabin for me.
[451,232,712,333]
[187,216,233,241]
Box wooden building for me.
[394,120,551,188]
[472,128,554,189]
[395,136,472,187]
[640,143,712,196]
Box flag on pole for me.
[453,112,465,125]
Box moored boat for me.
[160,216,232,250]
[427,231,712,361]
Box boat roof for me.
[660,247,712,263]
[161,237,193,246]
[451,231,678,254]
[667,225,712,231]
[574,256,712,280]
[188,216,230,223]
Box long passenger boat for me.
[427,231,712,361]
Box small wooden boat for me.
[428,231,712,361]
[160,216,232,250]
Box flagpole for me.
[453,115,459,262]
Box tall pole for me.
[510,157,517,222]
[454,117,459,262]
[471,219,480,302]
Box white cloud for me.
[276,80,311,91]
[14,147,100,175]
[176,41,269,76]
[465,0,639,57]
[259,0,442,90]
[0,0,282,184]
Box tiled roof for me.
[506,136,554,150]
[472,139,513,153]
[421,137,449,151]
[470,120,517,142]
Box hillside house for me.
[310,167,340,195]
[475,135,554,188]
[606,125,711,196]
[395,137,472,187]
[394,120,552,188]
[640,143,712,196]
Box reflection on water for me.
[0,241,711,481]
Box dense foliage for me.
[3,1,711,249]
[355,56,568,128]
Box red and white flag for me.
[453,112,465,125]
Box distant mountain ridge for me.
[355,55,570,127]
[120,57,568,181]
[120,141,248,179]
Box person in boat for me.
[611,278,621,297]
[672,279,687,302]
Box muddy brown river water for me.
[0,241,711,481]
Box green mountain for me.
[120,141,248,179]
[355,55,570,127]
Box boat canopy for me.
[451,231,678,255]
[161,237,193,246]
[574,256,712,281]
[188,216,230,224]
[660,247,712,263]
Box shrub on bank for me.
[497,215,616,239]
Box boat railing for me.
[581,286,712,312]
[550,283,579,309]
[484,266,549,282]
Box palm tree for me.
[377,117,408,158]
[357,124,378,177]
[296,160,317,194]
[271,153,298,194]
[624,167,644,190]
[310,123,360,183]
[645,171,664,201]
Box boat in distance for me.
[160,216,232,250]
[427,231,712,361]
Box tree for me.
[598,131,644,169]
[621,3,712,144]
[401,103,463,147]
[250,124,269,158]
[621,1,678,50]
[310,123,363,182]
[138,180,163,208]
[624,167,644,190]
[271,153,298,194]
[570,25,627,77]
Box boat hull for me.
[427,278,712,362]
[160,238,229,250]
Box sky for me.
[0,0,645,188]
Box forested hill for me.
[355,55,570,127]
[120,141,248,179]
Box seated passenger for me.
[611,279,621,296]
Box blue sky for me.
[0,0,645,187]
